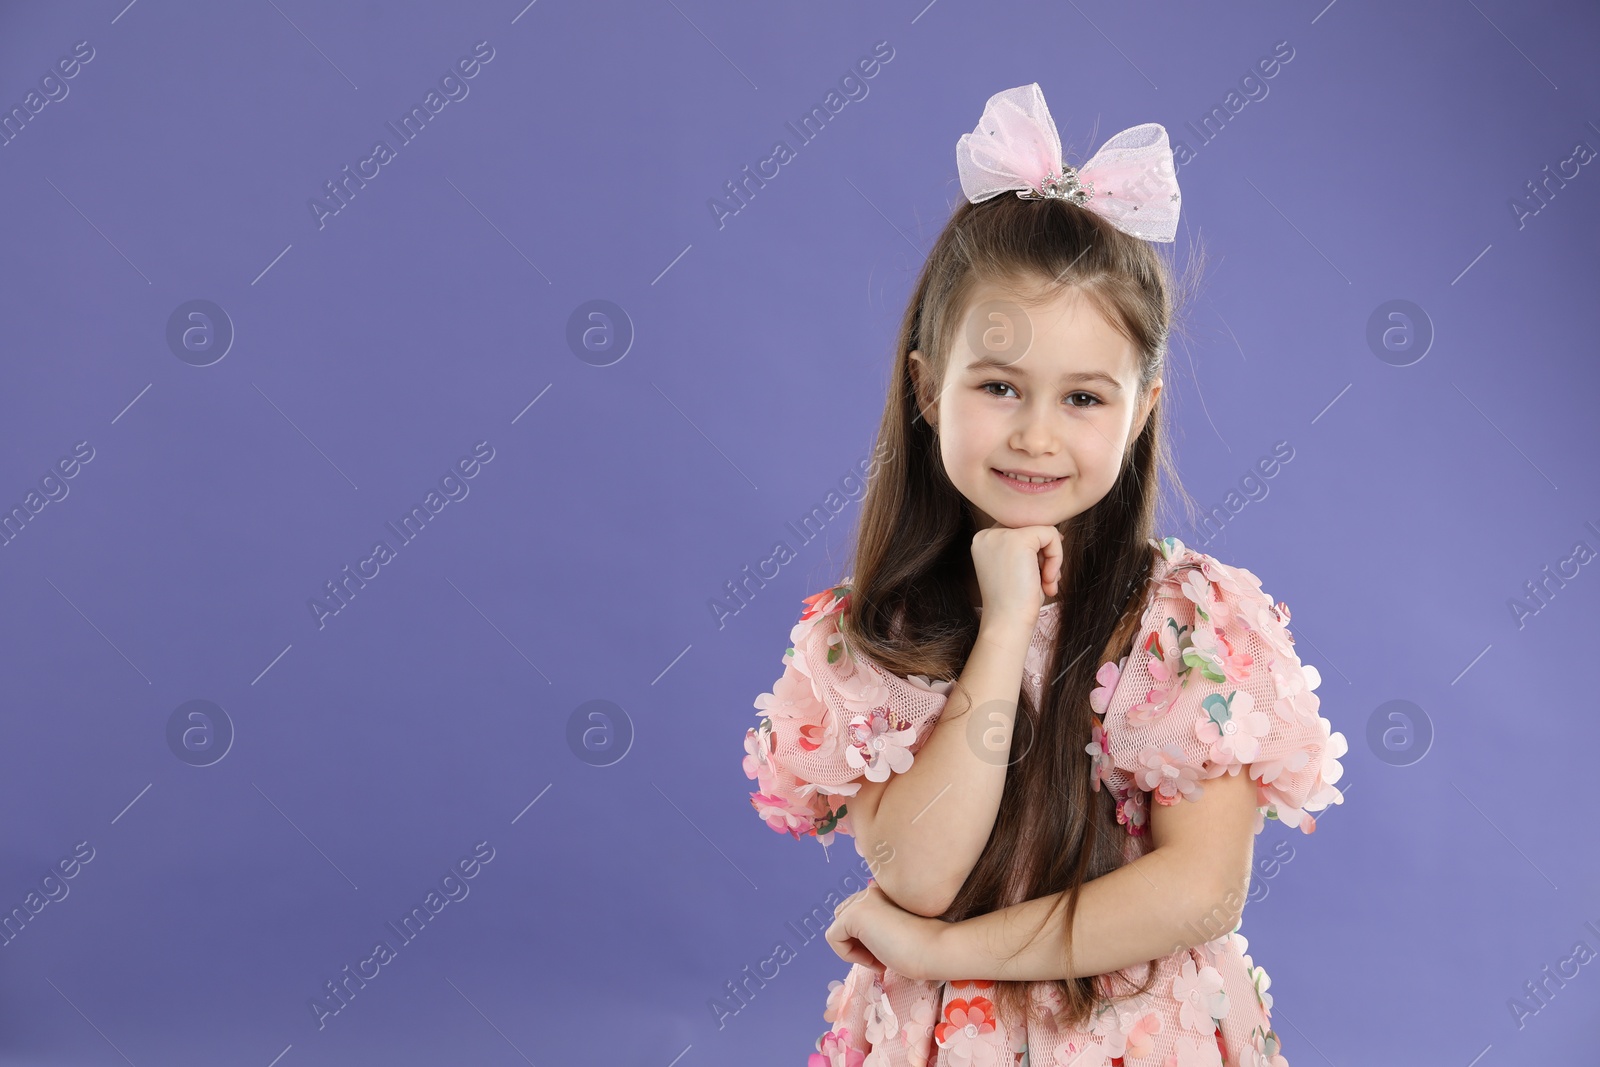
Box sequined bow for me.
[955,83,1182,243]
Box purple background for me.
[1,1,1597,1064]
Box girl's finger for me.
[834,937,884,971]
[1035,533,1062,595]
[825,921,865,966]
[1043,529,1064,590]
[844,942,883,970]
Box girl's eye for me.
[980,382,1102,407]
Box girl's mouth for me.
[994,469,1068,493]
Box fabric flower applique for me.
[861,975,901,1048]
[1089,657,1125,717]
[900,996,939,1067]
[1241,1025,1290,1067]
[823,977,851,1024]
[1086,997,1163,1060]
[1114,786,1149,835]
[947,977,995,993]
[749,788,827,840]
[742,717,773,782]
[1187,929,1231,975]
[1051,1037,1111,1066]
[744,578,954,848]
[1194,547,1266,601]
[799,582,852,625]
[1247,743,1310,792]
[1084,722,1113,790]
[1153,534,1185,562]
[1247,960,1274,1013]
[1128,619,1189,726]
[756,668,836,751]
[844,707,918,782]
[1172,958,1229,1034]
[810,1027,866,1067]
[1257,719,1348,833]
[1174,568,1217,625]
[1183,615,1254,686]
[1169,1031,1226,1067]
[1135,742,1205,805]
[1084,536,1349,837]
[1194,690,1270,764]
[756,663,828,723]
[1236,592,1297,662]
[1269,656,1321,727]
[933,996,1009,1066]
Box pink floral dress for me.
[742,537,1347,1067]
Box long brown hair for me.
[839,190,1206,1028]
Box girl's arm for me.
[926,766,1259,981]
[847,613,1036,918]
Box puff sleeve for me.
[742,581,953,847]
[1089,537,1347,835]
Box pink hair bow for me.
[955,83,1182,243]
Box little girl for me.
[741,84,1347,1067]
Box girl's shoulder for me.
[1090,535,1347,835]
[798,579,854,623]
[1129,535,1294,649]
[743,576,953,849]
[793,576,918,646]
[785,577,878,671]
[1129,534,1303,697]
[1146,535,1272,602]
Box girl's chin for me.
[973,504,1079,530]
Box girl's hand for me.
[824,882,944,982]
[971,523,1063,625]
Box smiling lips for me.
[994,468,1067,493]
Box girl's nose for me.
[1014,410,1063,453]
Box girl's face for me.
[909,279,1161,531]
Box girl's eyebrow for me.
[964,352,1124,391]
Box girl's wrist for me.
[975,616,1035,655]
[972,607,1036,643]
[920,914,961,982]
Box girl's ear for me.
[907,349,939,431]
[1131,376,1162,440]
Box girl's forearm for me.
[927,844,1243,981]
[852,618,1035,918]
